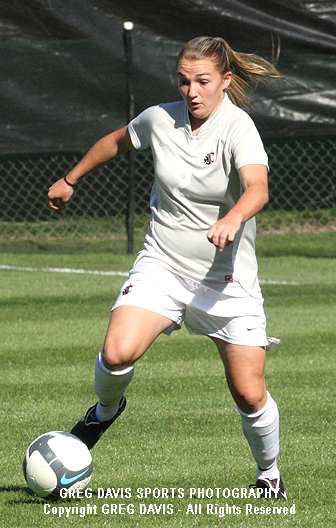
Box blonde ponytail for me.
[177,36,282,110]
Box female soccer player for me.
[48,37,286,499]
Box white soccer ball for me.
[23,431,93,498]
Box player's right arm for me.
[48,126,133,210]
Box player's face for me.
[177,58,232,130]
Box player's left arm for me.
[207,164,269,251]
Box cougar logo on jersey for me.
[122,283,134,295]
[203,151,215,165]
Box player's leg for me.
[95,305,173,420]
[212,338,285,498]
[103,304,173,368]
[213,340,268,413]
[71,305,173,448]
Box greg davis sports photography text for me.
[42,485,296,519]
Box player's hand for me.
[207,213,243,251]
[48,178,74,210]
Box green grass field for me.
[0,231,335,527]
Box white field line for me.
[0,264,300,285]
[260,279,299,285]
[0,264,129,277]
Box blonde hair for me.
[176,36,282,110]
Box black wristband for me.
[64,176,76,188]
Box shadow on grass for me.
[0,484,101,504]
[0,485,46,504]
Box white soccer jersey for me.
[128,94,268,298]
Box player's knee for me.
[235,387,266,414]
[102,342,134,370]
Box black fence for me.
[1,136,335,248]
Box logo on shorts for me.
[122,283,134,295]
[203,151,215,165]
[225,275,233,282]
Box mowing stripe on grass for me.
[0,264,300,285]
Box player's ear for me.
[222,71,232,90]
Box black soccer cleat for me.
[70,396,126,450]
[252,475,287,500]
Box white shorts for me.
[113,260,279,350]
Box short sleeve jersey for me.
[128,94,268,298]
